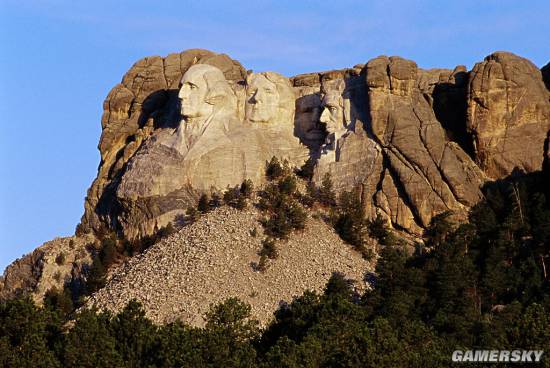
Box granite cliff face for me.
[311,58,485,233]
[3,50,549,305]
[77,50,549,240]
[80,49,249,238]
[467,52,550,178]
[80,50,308,239]
[352,57,486,232]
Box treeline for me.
[2,170,549,367]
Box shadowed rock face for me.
[362,56,486,231]
[542,62,550,92]
[427,66,474,157]
[312,68,380,197]
[543,62,550,177]
[467,52,550,179]
[79,49,550,240]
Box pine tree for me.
[266,156,284,181]
[235,195,247,210]
[324,272,354,299]
[297,157,316,180]
[86,255,106,294]
[240,179,254,198]
[202,298,259,367]
[186,206,200,222]
[424,211,454,249]
[318,173,336,206]
[198,194,210,213]
[111,300,157,367]
[278,175,297,196]
[259,238,278,260]
[210,192,222,208]
[99,236,118,267]
[302,181,317,207]
[334,190,368,255]
[64,309,123,367]
[0,297,62,368]
[224,186,241,207]
[368,214,390,244]
[44,287,74,316]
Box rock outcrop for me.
[362,56,487,231]
[0,234,95,304]
[467,52,550,178]
[312,57,486,234]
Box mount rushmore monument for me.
[77,49,550,240]
[2,48,549,305]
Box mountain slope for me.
[87,206,372,326]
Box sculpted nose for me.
[255,89,265,103]
[320,108,330,123]
[249,91,263,105]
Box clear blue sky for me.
[1,0,549,273]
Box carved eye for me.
[328,106,337,112]
[190,84,197,90]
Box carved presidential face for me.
[245,74,280,123]
[178,65,225,119]
[319,92,344,134]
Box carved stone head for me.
[319,79,349,134]
[178,64,236,120]
[245,72,295,125]
[173,64,238,155]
